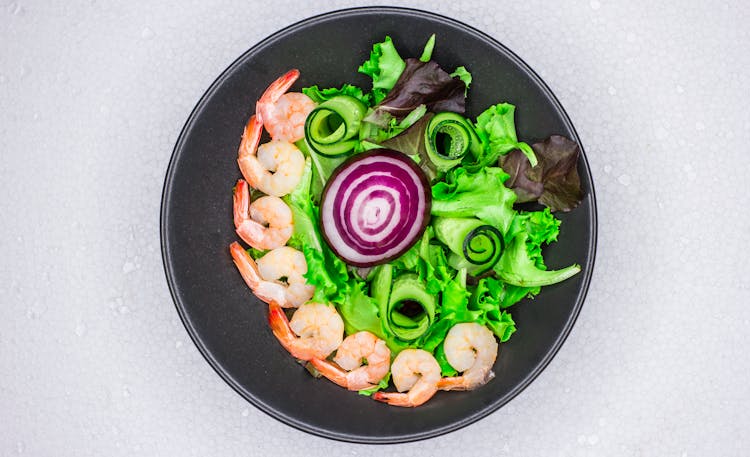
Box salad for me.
[229,35,584,407]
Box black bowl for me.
[161,6,597,444]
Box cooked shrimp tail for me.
[309,358,373,390]
[267,301,301,356]
[437,371,495,391]
[238,114,263,165]
[372,381,436,407]
[256,69,300,120]
[256,69,315,143]
[233,179,250,229]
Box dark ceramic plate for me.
[161,7,596,444]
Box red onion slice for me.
[320,149,431,267]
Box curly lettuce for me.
[431,166,518,234]
[466,103,537,171]
[495,208,580,287]
[302,84,372,107]
[358,36,406,104]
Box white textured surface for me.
[1,1,748,455]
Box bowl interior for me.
[161,7,596,443]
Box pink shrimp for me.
[372,349,441,407]
[268,301,344,361]
[233,179,292,250]
[255,69,315,142]
[309,331,391,391]
[229,242,313,308]
[237,70,315,197]
[436,323,498,391]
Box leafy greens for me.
[358,36,406,104]
[262,34,584,383]
[431,166,518,234]
[500,135,584,212]
[466,103,537,171]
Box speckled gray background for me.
[2,0,748,455]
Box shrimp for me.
[229,242,313,308]
[437,323,498,391]
[309,331,391,391]
[237,70,314,197]
[268,301,344,361]
[230,241,287,305]
[255,246,314,308]
[237,118,306,197]
[233,179,292,250]
[372,349,441,407]
[256,69,315,142]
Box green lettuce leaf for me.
[285,158,321,250]
[302,84,372,106]
[416,227,454,294]
[357,372,391,396]
[358,36,406,104]
[501,283,538,308]
[418,270,480,352]
[301,244,350,304]
[419,34,436,62]
[495,207,578,287]
[467,103,537,171]
[485,310,516,342]
[337,279,383,338]
[385,242,421,279]
[450,66,472,94]
[506,208,561,267]
[284,158,350,303]
[294,139,345,203]
[522,208,561,268]
[495,230,580,287]
[246,247,266,260]
[469,277,519,338]
[434,342,458,377]
[431,166,518,234]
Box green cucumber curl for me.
[433,217,504,275]
[383,273,436,342]
[304,95,367,157]
[424,112,482,171]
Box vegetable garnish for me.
[424,112,481,171]
[229,34,585,407]
[433,217,504,276]
[320,149,431,267]
[500,135,584,212]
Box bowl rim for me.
[160,5,598,444]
